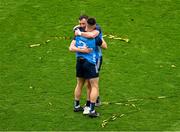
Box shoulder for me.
[73,25,85,32]
[73,25,80,31]
[95,24,101,33]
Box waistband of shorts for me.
[77,57,85,60]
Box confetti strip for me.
[171,65,176,68]
[29,44,41,48]
[102,114,123,128]
[114,37,129,42]
[29,33,129,48]
[101,110,141,128]
[102,95,174,106]
[157,96,166,99]
[29,36,72,48]
[101,95,176,127]
[103,34,129,43]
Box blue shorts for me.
[96,56,103,71]
[76,57,99,79]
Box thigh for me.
[89,77,99,88]
[76,77,85,88]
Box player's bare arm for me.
[75,29,99,38]
[69,40,92,53]
[101,38,107,49]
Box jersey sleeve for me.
[95,36,102,46]
[95,24,102,34]
[95,24,103,46]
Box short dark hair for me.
[87,18,96,26]
[79,15,88,20]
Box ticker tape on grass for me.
[102,101,140,110]
[29,34,129,48]
[101,95,177,106]
[101,110,139,128]
[29,36,71,48]
[101,95,177,128]
[103,34,129,43]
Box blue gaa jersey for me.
[95,24,103,59]
[75,36,96,64]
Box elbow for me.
[102,45,107,49]
[69,46,73,52]
[104,45,108,49]
[101,42,108,49]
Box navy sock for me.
[90,102,95,112]
[96,96,100,103]
[74,100,79,107]
[86,100,90,107]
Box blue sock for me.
[74,100,79,107]
[86,100,90,107]
[90,102,95,112]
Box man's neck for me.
[85,25,96,32]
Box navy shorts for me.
[96,56,103,71]
[76,57,99,79]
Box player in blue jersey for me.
[73,16,107,115]
[70,18,104,117]
[71,15,107,115]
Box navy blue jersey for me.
[96,24,102,34]
[95,24,103,58]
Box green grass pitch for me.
[0,0,180,131]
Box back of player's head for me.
[79,15,88,20]
[87,17,96,26]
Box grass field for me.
[0,0,180,131]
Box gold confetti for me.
[111,115,117,121]
[120,114,125,117]
[158,96,166,99]
[101,113,126,128]
[103,35,107,38]
[46,40,50,43]
[128,99,139,102]
[102,102,109,105]
[115,102,123,105]
[113,37,122,40]
[171,65,176,68]
[131,104,136,108]
[108,35,115,38]
[29,44,41,48]
[124,38,129,43]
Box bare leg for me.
[86,80,91,102]
[89,77,99,103]
[88,77,100,117]
[74,77,85,101]
[74,77,85,112]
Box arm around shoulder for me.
[81,30,100,38]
